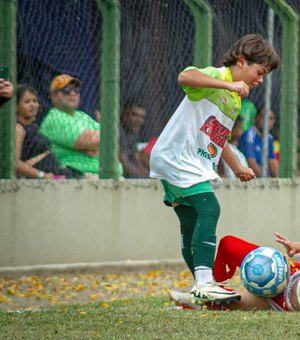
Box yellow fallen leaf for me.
[6,288,16,296]
[90,295,98,301]
[74,284,85,291]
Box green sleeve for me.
[180,66,222,101]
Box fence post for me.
[0,0,17,179]
[265,0,299,178]
[182,0,212,66]
[96,0,121,179]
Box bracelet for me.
[37,171,45,179]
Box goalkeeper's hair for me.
[220,34,281,71]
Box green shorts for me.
[161,180,213,207]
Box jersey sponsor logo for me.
[220,95,227,104]
[200,116,230,148]
[197,147,211,160]
[207,143,217,158]
[197,147,218,170]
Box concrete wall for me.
[0,178,300,274]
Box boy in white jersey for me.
[150,34,280,305]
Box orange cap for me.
[50,74,81,93]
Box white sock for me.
[194,266,213,286]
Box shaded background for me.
[16,0,300,141]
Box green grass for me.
[0,297,299,339]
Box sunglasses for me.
[60,86,80,95]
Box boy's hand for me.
[228,81,249,97]
[233,165,256,182]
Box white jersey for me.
[150,66,241,188]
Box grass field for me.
[1,297,300,339]
[1,270,299,339]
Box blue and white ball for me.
[240,247,290,297]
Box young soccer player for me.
[150,34,280,304]
[170,232,300,312]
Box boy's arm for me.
[178,70,250,97]
[221,143,256,182]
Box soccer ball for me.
[240,247,290,297]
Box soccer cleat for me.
[190,281,241,305]
[169,290,202,310]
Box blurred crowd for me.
[0,74,152,180]
[0,75,299,179]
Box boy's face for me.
[235,57,270,90]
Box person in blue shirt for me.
[238,108,278,177]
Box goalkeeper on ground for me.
[171,232,300,312]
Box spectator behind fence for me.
[0,78,14,104]
[40,74,123,177]
[119,99,150,177]
[238,108,278,177]
[218,116,248,178]
[16,84,81,179]
[239,98,257,132]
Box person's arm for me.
[274,231,300,257]
[41,110,100,155]
[268,137,278,177]
[136,149,150,172]
[25,152,50,166]
[15,124,54,179]
[119,152,149,177]
[239,131,261,176]
[247,157,262,177]
[73,129,100,153]
[269,159,278,177]
[221,143,256,182]
[178,69,250,97]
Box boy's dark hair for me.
[17,84,38,104]
[220,34,281,71]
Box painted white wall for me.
[0,178,299,272]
